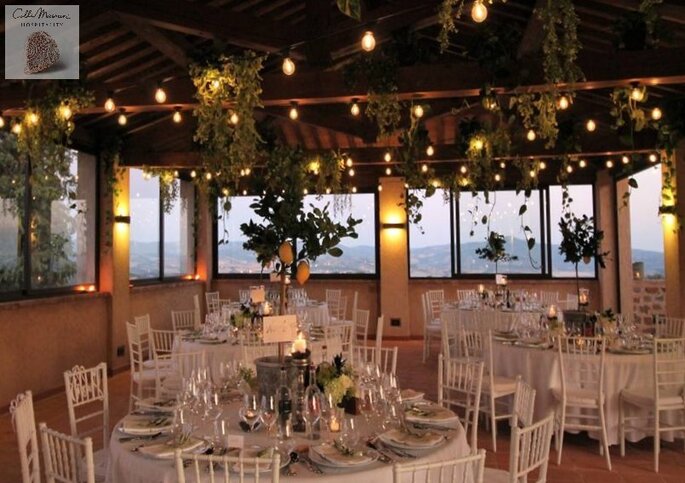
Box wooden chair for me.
[619,337,685,472]
[39,423,95,483]
[553,336,611,470]
[175,449,280,483]
[150,328,175,359]
[393,448,485,483]
[352,345,398,375]
[325,289,342,320]
[205,291,220,313]
[9,391,40,483]
[539,291,559,307]
[172,309,197,333]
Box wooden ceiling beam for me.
[263,106,375,143]
[587,0,685,26]
[517,0,547,59]
[114,13,192,68]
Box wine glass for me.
[260,395,277,437]
[340,416,360,449]
[239,394,260,432]
[359,386,376,433]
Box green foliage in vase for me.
[475,231,518,272]
[559,213,609,297]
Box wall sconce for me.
[382,222,405,229]
[114,215,131,224]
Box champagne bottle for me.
[277,366,292,439]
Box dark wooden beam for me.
[588,0,685,26]
[517,0,546,59]
[302,0,332,67]
[264,106,376,143]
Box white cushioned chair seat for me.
[621,388,685,408]
[483,467,509,482]
[483,376,517,396]
[552,387,601,407]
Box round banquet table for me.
[106,400,473,483]
[294,301,330,327]
[491,342,684,445]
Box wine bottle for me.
[276,366,292,439]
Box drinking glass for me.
[239,394,260,431]
[260,395,277,437]
[303,390,322,439]
[359,386,376,434]
[340,416,360,449]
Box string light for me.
[242,189,248,196]
[494,173,502,182]
[539,160,547,170]
[651,107,662,121]
[630,84,645,102]
[421,164,428,173]
[566,165,574,174]
[173,170,179,177]
[222,188,230,196]
[205,172,212,180]
[529,170,536,178]
[557,95,570,110]
[352,186,357,193]
[117,109,127,126]
[348,168,355,176]
[606,160,614,168]
[211,79,221,90]
[426,145,434,156]
[12,123,22,135]
[586,119,596,132]
[384,151,392,162]
[229,111,239,125]
[385,167,392,175]
[412,104,424,118]
[622,155,630,165]
[0,114,4,128]
[460,165,468,174]
[326,187,331,194]
[172,107,182,124]
[303,188,308,195]
[472,138,484,151]
[350,99,360,116]
[579,159,587,168]
[526,129,536,141]
[282,56,296,76]
[58,103,72,121]
[378,184,383,192]
[27,112,39,125]
[471,0,488,23]
[649,153,658,163]
[346,157,354,168]
[499,161,506,169]
[244,168,251,175]
[104,93,116,113]
[288,102,299,120]
[361,31,376,52]
[154,83,167,104]
[190,170,197,178]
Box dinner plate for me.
[378,429,444,450]
[400,389,425,403]
[136,437,208,459]
[608,347,651,355]
[119,414,173,436]
[404,402,459,425]
[136,397,179,413]
[309,444,376,469]
[514,341,551,349]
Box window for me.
[129,169,194,281]
[408,190,452,278]
[629,165,664,279]
[458,190,543,274]
[0,137,97,297]
[216,193,377,276]
[549,184,595,278]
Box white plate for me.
[378,429,444,450]
[231,447,288,473]
[119,415,173,436]
[404,402,459,425]
[136,398,178,413]
[309,444,376,468]
[137,437,208,459]
[400,389,425,403]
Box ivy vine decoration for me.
[475,230,518,274]
[654,98,685,230]
[613,0,667,51]
[336,0,361,20]
[512,157,540,267]
[460,116,511,200]
[141,167,181,214]
[437,1,510,53]
[190,51,265,184]
[609,85,659,148]
[509,92,559,149]
[99,136,125,250]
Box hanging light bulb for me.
[649,153,658,163]
[651,107,662,121]
[622,155,630,165]
[361,30,376,52]
[557,95,570,110]
[242,189,248,196]
[303,188,308,195]
[460,165,468,174]
[586,119,596,132]
[494,173,502,182]
[222,188,230,196]
[346,157,354,168]
[539,161,546,170]
[244,168,251,175]
[11,122,22,135]
[205,172,212,181]
[630,84,645,102]
[384,151,392,162]
[499,161,506,169]
[117,109,127,126]
[606,160,614,168]
[348,168,355,177]
[352,186,357,193]
[27,112,39,125]
[566,165,574,174]
[104,93,116,113]
[154,83,167,104]
[211,79,221,90]
[58,103,72,121]
[326,187,332,194]
[526,129,536,141]
[529,170,536,178]
[421,164,428,173]
[378,184,383,192]
[282,56,296,76]
[385,167,392,176]
[471,0,488,23]
[350,99,360,116]
[190,170,197,178]
[0,114,4,129]
[288,102,299,120]
[426,145,434,156]
[412,104,424,118]
[579,159,587,168]
[173,170,179,178]
[172,107,182,124]
[229,111,239,125]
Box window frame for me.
[0,145,100,302]
[212,190,380,280]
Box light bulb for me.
[557,95,569,110]
[471,0,488,23]
[539,161,546,170]
[244,168,251,175]
[361,31,376,52]
[566,165,574,173]
[529,170,536,178]
[27,112,39,125]
[421,164,428,173]
[378,184,383,192]
[229,111,239,125]
[473,138,484,151]
[154,86,167,104]
[586,119,596,132]
[348,168,355,176]
[385,167,392,176]
[104,97,116,113]
[117,110,127,126]
[494,173,502,182]
[413,104,424,118]
[526,129,536,141]
[426,145,434,156]
[242,189,247,196]
[205,172,212,180]
[579,159,587,168]
[649,153,658,163]
[651,107,662,120]
[622,155,630,165]
[499,161,506,169]
[211,79,220,90]
[326,187,331,194]
[384,151,392,162]
[0,115,4,128]
[352,186,357,193]
[12,123,22,135]
[282,57,295,76]
[289,105,298,120]
[172,108,182,124]
[350,101,360,116]
[460,165,468,174]
[630,86,644,102]
[173,170,179,177]
[59,104,72,120]
[346,157,353,167]
[303,188,308,195]
[222,188,229,196]
[606,160,614,168]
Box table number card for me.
[250,285,265,303]
[262,315,298,343]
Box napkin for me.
[120,415,172,435]
[137,437,205,459]
[404,403,458,423]
[381,429,444,449]
[311,444,374,466]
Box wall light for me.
[114,215,131,224]
[381,222,405,229]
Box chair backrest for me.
[39,422,95,483]
[655,316,685,338]
[377,346,398,375]
[173,351,207,380]
[438,355,484,450]
[193,294,202,325]
[10,391,40,483]
[351,291,359,320]
[172,309,197,333]
[441,309,463,359]
[654,338,685,404]
[323,322,353,359]
[393,448,485,483]
[205,291,220,313]
[151,329,176,357]
[557,336,605,399]
[63,362,109,450]
[539,291,558,307]
[512,376,536,428]
[509,413,555,482]
[133,314,152,359]
[425,290,444,321]
[375,315,384,352]
[456,289,476,303]
[462,330,484,360]
[175,449,280,483]
[354,309,370,344]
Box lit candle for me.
[579,292,588,305]
[547,304,558,319]
[329,415,340,433]
[291,332,307,354]
[478,284,485,294]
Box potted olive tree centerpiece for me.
[475,231,518,278]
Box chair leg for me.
[654,411,660,473]
[619,397,626,458]
[599,402,612,471]
[422,333,428,363]
[556,404,566,466]
[490,395,498,453]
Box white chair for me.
[655,315,685,337]
[619,337,685,472]
[133,314,153,361]
[175,448,280,483]
[172,309,197,333]
[10,391,40,483]
[512,376,536,429]
[126,322,157,409]
[326,289,342,320]
[438,355,484,450]
[151,328,176,358]
[157,351,208,396]
[456,289,476,303]
[393,448,485,483]
[422,292,442,362]
[353,309,370,346]
[375,315,384,353]
[323,322,353,360]
[338,295,348,321]
[193,294,202,326]
[561,293,579,311]
[484,413,555,483]
[63,363,109,481]
[39,423,95,483]
[441,309,464,359]
[205,291,220,313]
[461,329,484,360]
[553,336,611,470]
[539,291,559,307]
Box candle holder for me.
[291,356,310,433]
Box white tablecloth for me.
[491,342,683,445]
[294,302,330,327]
[106,401,472,483]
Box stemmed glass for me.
[359,386,376,434]
[303,390,322,439]
[260,395,278,438]
[340,416,360,449]
[239,394,260,432]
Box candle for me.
[478,284,485,294]
[291,332,307,353]
[547,304,558,319]
[579,293,588,305]
[329,415,340,433]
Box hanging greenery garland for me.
[141,167,181,214]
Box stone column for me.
[616,177,634,319]
[662,142,685,317]
[194,192,213,310]
[595,170,619,312]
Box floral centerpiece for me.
[316,354,358,413]
[546,305,565,339]
[592,309,618,338]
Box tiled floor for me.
[1,339,683,482]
